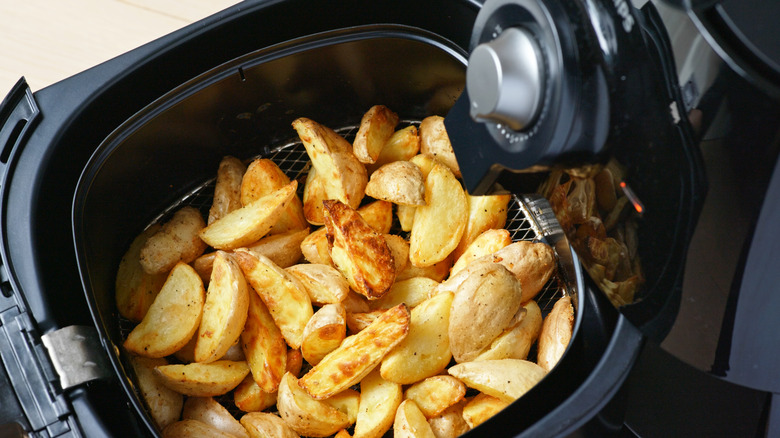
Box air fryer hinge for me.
[41,325,113,390]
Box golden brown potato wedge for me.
[129,356,183,431]
[365,161,425,206]
[162,419,237,438]
[324,388,361,425]
[286,348,304,378]
[323,200,395,300]
[301,303,347,365]
[124,262,205,358]
[116,224,167,322]
[286,263,350,306]
[404,375,466,419]
[341,290,371,314]
[345,309,385,335]
[409,163,467,267]
[383,234,410,275]
[140,207,208,275]
[240,158,307,235]
[303,166,328,225]
[448,262,523,362]
[233,249,313,349]
[419,115,460,178]
[461,393,509,429]
[448,359,547,403]
[199,181,297,250]
[450,228,512,276]
[396,255,453,283]
[367,125,420,174]
[357,200,394,234]
[474,300,543,361]
[298,304,410,400]
[353,105,399,164]
[293,117,367,210]
[452,192,511,261]
[380,291,454,384]
[427,400,470,438]
[396,204,416,232]
[300,226,333,266]
[477,240,557,303]
[537,295,574,372]
[182,397,249,438]
[369,276,438,310]
[354,368,402,438]
[394,399,436,438]
[241,287,287,393]
[195,251,250,363]
[277,372,351,437]
[409,153,437,180]
[240,412,300,438]
[233,375,277,413]
[208,156,246,225]
[155,360,250,397]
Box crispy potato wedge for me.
[286,263,350,306]
[342,290,371,314]
[155,360,250,397]
[241,287,287,392]
[325,388,361,425]
[335,429,352,438]
[298,304,410,400]
[176,338,244,364]
[293,117,367,210]
[116,224,167,322]
[300,226,333,266]
[195,251,250,363]
[480,241,557,303]
[427,400,470,438]
[140,207,208,275]
[240,412,300,438]
[396,205,416,232]
[124,262,205,358]
[286,348,304,377]
[162,419,237,438]
[537,295,574,371]
[182,397,249,438]
[199,181,297,250]
[461,393,509,429]
[394,399,436,438]
[396,255,453,283]
[450,228,512,276]
[129,356,183,431]
[277,372,350,437]
[233,375,277,412]
[380,291,453,384]
[365,161,425,206]
[240,158,307,235]
[354,369,402,438]
[448,359,547,403]
[367,125,420,174]
[419,116,460,178]
[383,234,410,275]
[409,153,437,179]
[370,276,438,310]
[357,200,394,234]
[303,166,328,225]
[208,156,246,225]
[324,200,395,299]
[453,192,511,261]
[353,105,399,164]
[475,300,543,361]
[345,309,385,335]
[301,303,347,365]
[234,249,313,349]
[404,375,466,418]
[409,163,467,267]
[448,262,523,362]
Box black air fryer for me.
[0,0,778,437]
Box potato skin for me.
[140,206,207,275]
[208,156,246,225]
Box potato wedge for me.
[453,192,511,261]
[427,400,470,438]
[537,295,574,371]
[233,375,277,413]
[182,397,249,438]
[370,276,438,310]
[116,224,167,322]
[474,300,543,361]
[240,412,300,438]
[354,369,402,438]
[342,290,371,314]
[195,251,250,363]
[409,153,437,179]
[396,255,453,283]
[286,263,349,306]
[353,105,399,164]
[241,287,287,393]
[277,372,350,437]
[394,399,436,438]
[124,262,204,358]
[208,156,246,225]
[286,348,304,377]
[324,200,395,300]
[175,339,244,364]
[240,158,307,235]
[234,249,313,349]
[462,393,509,429]
[140,207,207,275]
[365,161,425,206]
[300,226,333,266]
[357,200,394,234]
[129,356,183,431]
[324,388,360,425]
[409,163,467,267]
[301,303,347,365]
[396,204,416,232]
[448,262,523,362]
[345,309,385,335]
[404,375,466,418]
[155,360,250,397]
[448,359,547,403]
[380,292,453,384]
[480,240,556,303]
[298,304,410,400]
[383,234,410,275]
[450,228,512,276]
[303,165,328,225]
[199,181,297,250]
[367,125,420,174]
[293,117,367,210]
[162,419,237,438]
[419,115,460,178]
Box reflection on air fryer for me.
[115,107,575,437]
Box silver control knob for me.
[467,27,544,132]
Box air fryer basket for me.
[73,26,589,436]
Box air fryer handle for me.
[0,78,40,169]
